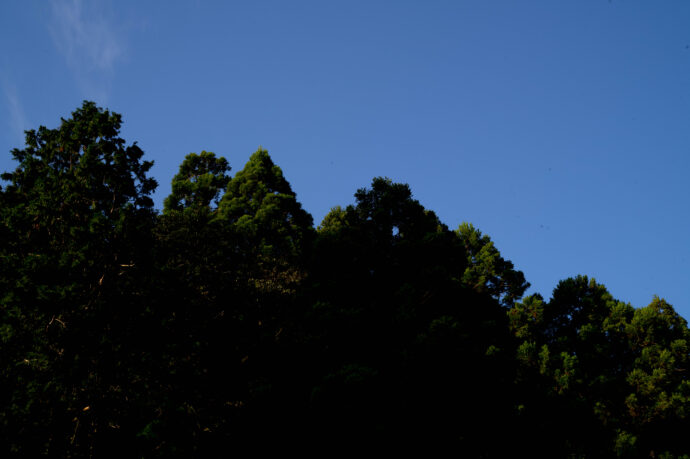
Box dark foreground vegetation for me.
[1,102,689,457]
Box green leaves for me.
[219,148,313,259]
[0,101,159,456]
[163,151,230,213]
[456,222,529,307]
[304,177,518,452]
[509,276,690,456]
[211,148,315,301]
[3,101,690,456]
[624,299,690,427]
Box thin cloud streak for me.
[48,0,124,100]
[3,82,29,145]
[49,0,123,71]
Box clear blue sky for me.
[2,1,689,316]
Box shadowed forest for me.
[1,102,689,457]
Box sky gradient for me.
[2,1,689,316]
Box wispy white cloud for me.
[2,81,30,144]
[48,0,125,99]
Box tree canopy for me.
[163,150,230,213]
[1,101,688,457]
[0,101,158,455]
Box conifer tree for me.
[163,151,230,213]
[509,276,690,456]
[307,178,515,452]
[217,147,314,293]
[0,101,157,455]
[218,148,313,259]
[456,222,529,307]
[157,150,232,300]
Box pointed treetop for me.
[218,147,313,258]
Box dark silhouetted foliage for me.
[1,102,689,457]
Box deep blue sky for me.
[2,1,689,316]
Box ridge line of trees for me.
[1,101,688,457]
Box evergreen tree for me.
[218,148,312,256]
[157,150,233,301]
[306,177,516,452]
[4,101,690,457]
[0,101,157,456]
[622,297,690,456]
[456,222,529,307]
[146,151,242,455]
[509,276,690,457]
[163,151,230,213]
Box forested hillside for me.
[1,102,688,457]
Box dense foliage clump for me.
[1,102,689,457]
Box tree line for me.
[1,102,688,457]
